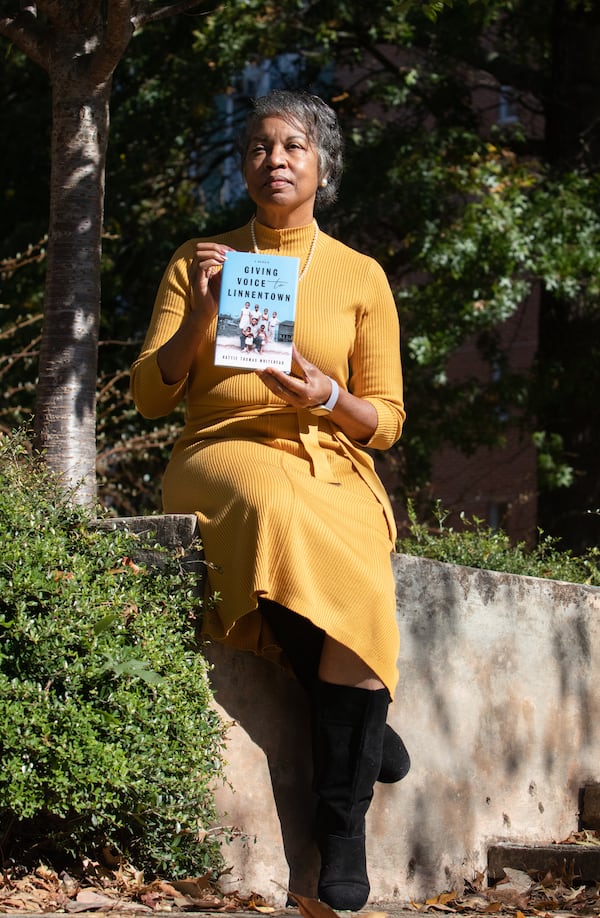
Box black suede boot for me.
[313,680,389,911]
[259,599,410,784]
[379,725,411,783]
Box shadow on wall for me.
[93,516,600,899]
[393,553,599,895]
[204,641,320,898]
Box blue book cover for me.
[214,250,299,372]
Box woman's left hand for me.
[257,344,378,442]
[257,345,332,409]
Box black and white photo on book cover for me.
[214,250,299,372]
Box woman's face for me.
[243,115,320,227]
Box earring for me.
[320,178,328,188]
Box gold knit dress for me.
[130,220,405,697]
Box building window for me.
[498,85,519,125]
[488,501,508,532]
[216,54,305,207]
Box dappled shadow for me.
[205,641,320,897]
[392,554,600,895]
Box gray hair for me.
[239,90,344,209]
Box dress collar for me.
[248,218,318,255]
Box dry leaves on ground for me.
[5,832,600,915]
[0,859,277,914]
[411,847,600,916]
[290,891,388,918]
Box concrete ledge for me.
[109,515,600,905]
[95,513,198,546]
[488,842,600,884]
[94,514,204,582]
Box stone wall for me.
[106,515,600,905]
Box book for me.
[214,250,299,372]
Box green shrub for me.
[0,431,228,876]
[397,501,600,586]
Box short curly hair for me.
[239,90,344,209]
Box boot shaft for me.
[313,681,389,837]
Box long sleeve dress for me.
[130,219,405,697]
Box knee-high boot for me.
[313,680,389,911]
[259,599,410,783]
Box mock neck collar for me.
[247,218,318,254]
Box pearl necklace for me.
[250,216,319,282]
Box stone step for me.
[488,842,600,885]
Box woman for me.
[130,90,407,911]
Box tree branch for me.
[0,8,50,71]
[131,0,211,31]
[346,12,548,110]
[88,0,134,85]
[463,47,548,101]
[36,0,72,30]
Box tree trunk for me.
[33,75,111,506]
[1,1,208,508]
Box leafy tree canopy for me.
[1,0,599,547]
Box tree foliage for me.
[0,1,230,504]
[1,0,599,546]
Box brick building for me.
[427,288,539,543]
[423,69,545,542]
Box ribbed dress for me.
[130,220,405,697]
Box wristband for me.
[308,378,340,416]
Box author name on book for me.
[218,352,288,367]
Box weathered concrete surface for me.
[109,516,600,907]
[487,841,600,883]
[389,555,600,903]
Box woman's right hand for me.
[188,242,235,325]
[157,241,234,386]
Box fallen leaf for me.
[169,875,213,897]
[140,890,163,909]
[426,891,458,907]
[499,867,533,892]
[109,557,142,574]
[187,894,228,909]
[35,864,59,883]
[487,887,529,909]
[59,870,80,897]
[66,889,120,911]
[101,845,123,869]
[558,829,600,846]
[289,890,338,918]
[455,893,494,910]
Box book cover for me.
[214,250,299,372]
